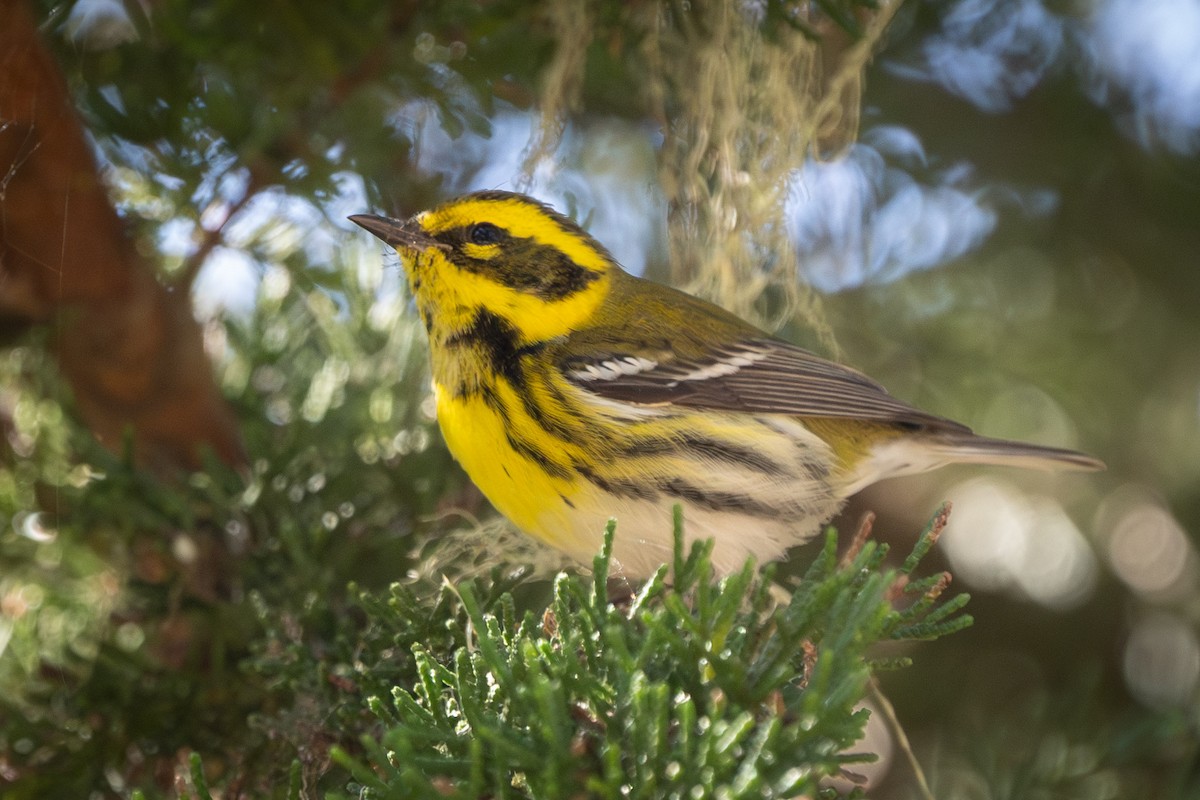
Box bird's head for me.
[351,191,617,345]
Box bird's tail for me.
[840,432,1103,495]
[919,433,1105,472]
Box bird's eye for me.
[469,222,504,245]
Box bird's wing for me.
[560,337,972,433]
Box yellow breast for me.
[433,380,579,539]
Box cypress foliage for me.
[329,510,970,799]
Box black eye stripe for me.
[450,223,603,300]
[469,222,504,245]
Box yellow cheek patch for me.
[462,242,501,260]
[410,247,609,345]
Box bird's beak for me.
[349,214,448,252]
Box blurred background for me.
[1,0,1198,796]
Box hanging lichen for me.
[528,0,901,347]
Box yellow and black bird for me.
[352,191,1102,578]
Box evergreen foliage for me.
[3,1,1198,798]
[0,315,972,797]
[332,513,970,799]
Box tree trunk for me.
[0,0,244,470]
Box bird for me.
[351,190,1103,578]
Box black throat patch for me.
[446,309,540,387]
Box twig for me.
[868,678,937,800]
[840,510,875,569]
[176,167,262,293]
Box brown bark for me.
[0,0,244,470]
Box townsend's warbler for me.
[351,191,1102,578]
